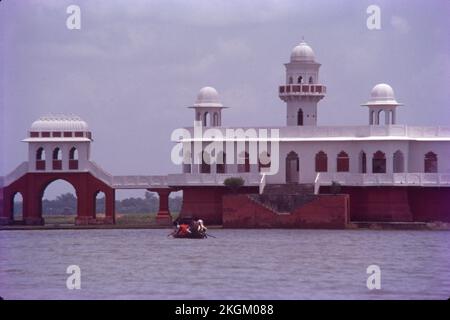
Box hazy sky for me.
[1,0,449,189]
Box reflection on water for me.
[0,229,449,299]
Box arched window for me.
[238,152,250,173]
[216,152,226,174]
[258,151,271,172]
[297,76,303,84]
[315,151,328,172]
[12,192,23,221]
[69,147,78,160]
[359,151,367,173]
[36,147,46,170]
[95,191,106,216]
[52,147,62,170]
[393,150,404,173]
[337,151,349,172]
[213,112,219,126]
[370,110,375,125]
[372,151,386,173]
[424,152,437,173]
[288,77,293,84]
[69,147,79,170]
[377,110,383,125]
[308,76,313,84]
[297,109,303,126]
[203,112,209,127]
[286,151,299,183]
[200,151,211,173]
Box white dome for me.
[371,83,395,100]
[290,41,315,62]
[362,83,403,106]
[31,114,89,131]
[193,86,223,108]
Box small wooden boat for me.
[170,217,208,239]
[172,231,207,239]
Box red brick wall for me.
[179,186,258,225]
[223,194,349,229]
[319,186,450,223]
[407,187,450,222]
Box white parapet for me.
[316,172,450,187]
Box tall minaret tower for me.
[279,41,326,126]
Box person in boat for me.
[197,219,207,234]
[177,223,191,236]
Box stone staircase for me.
[248,183,317,214]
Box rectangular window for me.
[64,132,73,137]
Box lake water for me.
[0,229,449,300]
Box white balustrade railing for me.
[316,172,450,187]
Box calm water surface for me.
[0,229,449,299]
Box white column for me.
[386,155,393,173]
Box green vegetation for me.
[330,181,342,195]
[223,177,245,192]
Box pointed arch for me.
[359,151,367,173]
[52,147,62,170]
[286,151,299,183]
[69,147,79,170]
[424,152,437,173]
[393,150,404,173]
[372,150,386,173]
[36,147,46,170]
[297,76,303,84]
[297,109,304,126]
[315,151,328,172]
[337,151,349,172]
[213,112,219,126]
[203,112,209,127]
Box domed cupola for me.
[189,87,227,127]
[362,83,403,125]
[290,41,316,63]
[24,114,92,172]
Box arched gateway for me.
[0,115,176,226]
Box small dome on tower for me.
[290,41,315,62]
[193,86,223,108]
[31,114,89,131]
[362,83,403,106]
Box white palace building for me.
[180,41,450,188]
[1,41,449,227]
